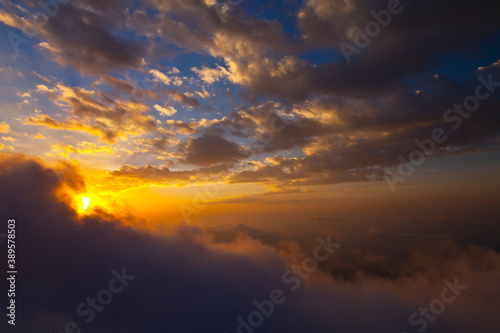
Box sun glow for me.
[81,197,91,211]
[73,190,124,217]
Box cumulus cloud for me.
[191,65,231,84]
[150,69,173,86]
[154,104,177,117]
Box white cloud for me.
[172,77,183,86]
[150,69,171,85]
[191,65,230,84]
[154,104,177,117]
[169,67,181,74]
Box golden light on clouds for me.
[50,142,115,157]
[73,192,111,215]
[0,122,10,133]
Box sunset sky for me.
[1,0,500,332]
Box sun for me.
[81,197,91,211]
[74,192,114,215]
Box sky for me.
[0,0,500,332]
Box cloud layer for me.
[0,156,499,332]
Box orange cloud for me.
[50,142,115,157]
[0,122,10,133]
[0,143,14,151]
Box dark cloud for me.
[207,224,282,246]
[37,1,146,74]
[180,133,249,166]
[223,64,500,187]
[165,120,196,135]
[169,89,201,108]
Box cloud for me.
[33,133,47,140]
[209,188,304,205]
[50,142,115,157]
[169,89,201,108]
[180,133,249,166]
[0,155,500,332]
[191,65,231,84]
[289,0,500,98]
[110,164,193,182]
[37,2,145,74]
[207,224,281,246]
[22,60,499,189]
[0,122,10,133]
[110,162,230,185]
[150,69,173,86]
[99,75,138,96]
[26,84,157,143]
[4,0,499,107]
[154,104,177,117]
[218,62,500,186]
[165,120,195,134]
[25,115,122,144]
[0,143,14,151]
